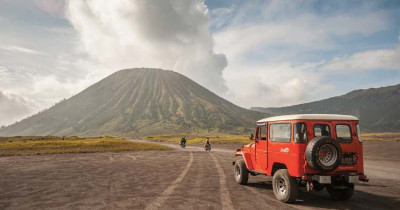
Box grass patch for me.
[143,132,400,143]
[0,135,85,143]
[143,133,250,144]
[0,136,171,156]
[361,133,400,141]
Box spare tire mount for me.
[305,136,342,172]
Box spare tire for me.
[305,136,342,172]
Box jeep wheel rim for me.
[235,165,241,181]
[276,178,287,196]
[318,144,338,167]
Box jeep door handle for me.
[264,152,268,154]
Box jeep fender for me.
[269,162,299,177]
[235,149,255,171]
[271,162,287,176]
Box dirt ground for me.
[0,140,399,210]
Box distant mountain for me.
[251,84,400,132]
[0,68,269,136]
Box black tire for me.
[272,169,298,203]
[305,136,342,172]
[234,159,249,185]
[326,184,354,200]
[205,145,211,151]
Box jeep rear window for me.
[314,124,330,137]
[294,122,307,143]
[270,123,291,143]
[336,124,352,143]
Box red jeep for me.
[233,114,368,203]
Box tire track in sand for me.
[210,152,235,210]
[213,152,304,210]
[243,184,309,210]
[145,152,193,210]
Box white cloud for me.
[1,0,230,126]
[224,61,331,107]
[33,0,65,18]
[0,45,46,55]
[29,74,93,105]
[209,6,236,29]
[0,57,95,124]
[66,0,227,94]
[214,11,388,61]
[0,90,42,126]
[212,0,393,108]
[322,40,400,72]
[0,0,399,125]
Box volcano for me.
[0,68,268,136]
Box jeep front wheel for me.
[272,169,298,203]
[326,184,354,200]
[234,159,249,184]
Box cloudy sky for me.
[0,0,399,126]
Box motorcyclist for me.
[180,137,186,147]
[204,137,210,149]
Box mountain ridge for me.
[0,68,269,136]
[251,84,400,132]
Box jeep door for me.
[255,123,268,172]
[267,122,293,173]
[312,121,356,154]
[333,121,359,169]
[309,121,359,173]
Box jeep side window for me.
[294,122,307,143]
[270,123,291,143]
[336,124,352,143]
[261,125,267,140]
[314,124,330,137]
[255,126,259,140]
[356,123,362,142]
[257,125,267,140]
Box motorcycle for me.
[180,142,186,148]
[205,144,211,151]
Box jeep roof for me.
[257,114,359,123]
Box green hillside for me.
[251,84,400,132]
[0,68,268,136]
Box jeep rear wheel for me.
[326,184,354,200]
[306,136,342,172]
[234,159,249,184]
[272,169,298,203]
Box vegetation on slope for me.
[0,136,171,156]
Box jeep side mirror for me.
[249,133,254,140]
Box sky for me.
[0,0,399,126]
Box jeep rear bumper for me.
[302,174,369,184]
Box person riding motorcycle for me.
[204,137,210,149]
[180,137,186,148]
